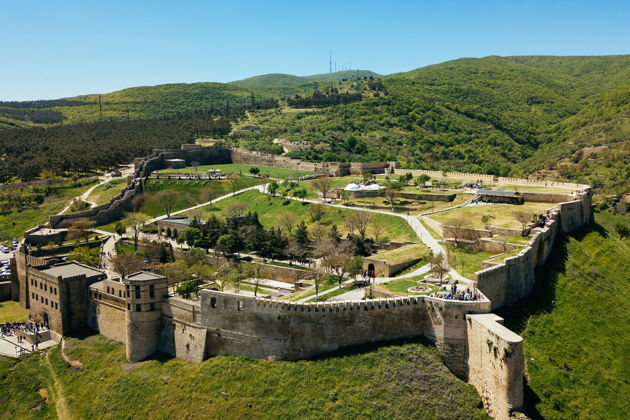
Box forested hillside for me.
[0,55,628,192]
[230,70,380,88]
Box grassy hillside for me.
[2,55,629,192]
[186,189,417,243]
[227,55,630,181]
[230,70,380,88]
[517,84,630,194]
[0,336,488,419]
[498,210,630,419]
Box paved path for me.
[261,187,473,286]
[58,173,130,215]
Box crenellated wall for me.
[474,189,591,309]
[197,290,490,374]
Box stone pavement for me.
[0,333,57,358]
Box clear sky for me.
[2,0,629,100]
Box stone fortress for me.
[7,143,593,420]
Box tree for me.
[176,281,198,299]
[123,212,151,251]
[295,221,309,247]
[346,256,364,282]
[318,239,354,288]
[344,212,373,240]
[267,180,279,196]
[614,223,629,240]
[496,234,509,253]
[310,268,326,301]
[200,187,214,204]
[110,253,144,279]
[178,227,202,247]
[67,218,95,246]
[430,252,449,286]
[227,173,240,195]
[384,182,402,210]
[153,190,178,217]
[293,188,307,199]
[279,211,297,235]
[115,222,126,237]
[130,193,145,212]
[248,167,260,176]
[514,211,532,234]
[312,177,333,201]
[67,247,98,266]
[415,174,431,186]
[447,215,472,246]
[226,202,247,218]
[372,221,384,244]
[311,224,329,242]
[308,203,325,222]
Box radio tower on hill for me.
[329,50,332,73]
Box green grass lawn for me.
[156,163,313,179]
[0,300,29,323]
[141,176,263,217]
[371,244,430,265]
[187,190,417,243]
[87,178,128,205]
[446,247,496,279]
[484,248,522,264]
[498,211,630,419]
[498,184,575,194]
[428,202,556,230]
[381,277,439,295]
[0,335,488,419]
[0,179,99,239]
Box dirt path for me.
[44,350,72,420]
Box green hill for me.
[228,55,630,188]
[0,337,488,419]
[230,70,380,88]
[498,210,630,419]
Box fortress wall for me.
[393,169,445,178]
[0,281,11,300]
[230,148,319,173]
[466,314,524,420]
[89,297,127,344]
[198,290,489,373]
[445,172,496,181]
[159,297,207,362]
[497,177,588,190]
[521,192,571,203]
[475,191,591,310]
[443,225,493,241]
[476,239,524,254]
[475,265,508,309]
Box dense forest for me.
[0,111,232,182]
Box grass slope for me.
[0,335,488,420]
[190,189,417,243]
[0,300,30,323]
[156,163,313,179]
[499,211,630,419]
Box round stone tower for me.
[123,271,168,362]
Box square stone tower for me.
[123,271,168,362]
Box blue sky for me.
[1,0,629,100]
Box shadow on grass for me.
[306,335,433,361]
[495,221,603,419]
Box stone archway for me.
[166,227,172,238]
[367,263,375,278]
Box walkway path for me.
[260,186,473,286]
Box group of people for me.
[430,285,483,301]
[1,320,47,354]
